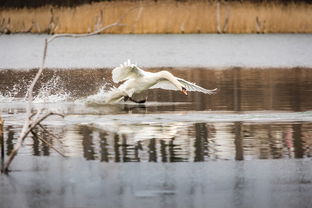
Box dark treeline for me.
[0,0,312,9]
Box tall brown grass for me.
[0,0,312,34]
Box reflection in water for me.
[29,129,50,156]
[6,125,15,156]
[99,132,109,162]
[293,124,304,159]
[234,122,243,161]
[31,132,40,156]
[149,138,157,162]
[3,121,311,162]
[79,126,95,160]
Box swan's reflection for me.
[88,122,193,162]
[94,122,185,142]
[2,120,311,162]
[61,121,310,162]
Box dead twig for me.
[47,6,140,43]
[47,22,125,42]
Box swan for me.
[104,60,217,104]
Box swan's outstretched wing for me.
[177,78,218,94]
[112,59,145,83]
[151,78,218,95]
[150,79,178,91]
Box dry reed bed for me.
[0,0,312,34]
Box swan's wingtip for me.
[210,88,219,94]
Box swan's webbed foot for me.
[124,96,146,104]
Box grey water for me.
[1,34,312,208]
[1,34,312,68]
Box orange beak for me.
[181,88,188,95]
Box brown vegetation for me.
[0,0,312,34]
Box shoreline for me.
[1,0,312,34]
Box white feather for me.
[150,80,179,91]
[112,59,145,83]
[151,78,218,94]
[177,78,218,94]
[106,60,218,103]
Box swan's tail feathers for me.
[112,59,145,83]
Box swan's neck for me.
[156,71,182,91]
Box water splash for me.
[33,75,71,103]
[0,83,25,102]
[85,83,118,105]
[0,94,15,102]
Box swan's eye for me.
[182,87,186,91]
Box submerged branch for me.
[30,130,66,157]
[38,123,63,144]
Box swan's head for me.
[158,71,188,95]
[181,87,188,95]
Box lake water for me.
[1,34,312,208]
[1,67,312,162]
[1,34,312,68]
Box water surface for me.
[1,66,312,208]
[1,34,312,68]
[1,67,312,162]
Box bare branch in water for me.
[30,130,66,157]
[38,123,64,145]
[2,112,63,172]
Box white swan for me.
[104,60,217,103]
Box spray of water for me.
[0,94,14,102]
[0,73,118,106]
[0,74,71,104]
[0,83,24,102]
[85,83,118,105]
[33,75,71,103]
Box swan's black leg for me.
[124,96,146,104]
[129,97,146,104]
